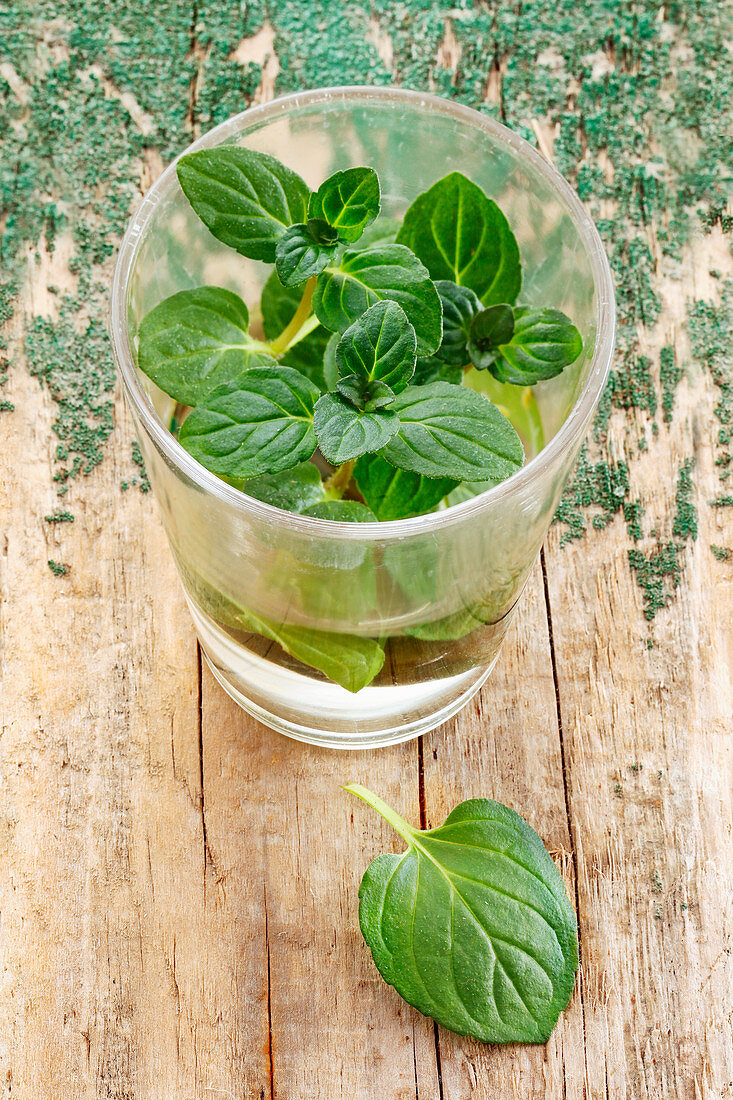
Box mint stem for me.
[269,275,317,356]
[344,784,417,847]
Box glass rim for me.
[110,85,615,542]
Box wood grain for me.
[1,16,732,1100]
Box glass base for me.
[191,603,499,749]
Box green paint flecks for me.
[688,284,733,507]
[553,447,629,547]
[121,441,151,494]
[1,0,731,609]
[47,559,69,576]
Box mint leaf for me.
[381,383,524,481]
[302,500,377,522]
[396,172,521,306]
[435,281,481,364]
[137,286,275,404]
[346,785,578,1043]
[309,167,380,243]
[177,147,310,263]
[235,462,325,513]
[260,270,331,391]
[323,331,340,390]
[179,366,318,478]
[489,308,583,385]
[228,606,384,693]
[313,244,443,357]
[353,453,456,520]
[413,355,463,387]
[314,393,399,464]
[336,375,395,411]
[336,300,417,396]
[467,304,516,371]
[275,222,338,286]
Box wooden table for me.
[1,4,731,1097]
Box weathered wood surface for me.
[1,4,732,1098]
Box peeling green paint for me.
[659,345,681,426]
[672,460,698,542]
[44,510,74,523]
[47,559,69,576]
[553,446,629,546]
[0,0,731,611]
[710,544,731,561]
[121,440,151,494]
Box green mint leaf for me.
[137,286,275,405]
[314,393,399,464]
[435,281,482,364]
[323,331,340,391]
[353,453,456,520]
[229,606,384,693]
[176,147,310,263]
[346,785,578,1043]
[336,374,395,411]
[396,172,522,305]
[309,167,381,243]
[302,500,377,522]
[275,223,338,287]
[234,462,325,513]
[413,355,463,387]
[489,308,583,385]
[261,270,331,390]
[381,383,525,482]
[313,244,443,357]
[179,366,318,478]
[335,300,417,396]
[306,217,340,245]
[467,304,516,371]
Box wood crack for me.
[417,736,445,1100]
[540,545,589,1091]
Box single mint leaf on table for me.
[381,382,525,482]
[176,146,310,262]
[229,604,384,693]
[488,308,583,386]
[353,453,457,521]
[261,269,330,390]
[137,286,275,405]
[434,281,482,364]
[275,222,338,286]
[309,167,381,242]
[302,500,378,522]
[396,172,522,306]
[234,462,325,513]
[345,785,578,1043]
[313,244,443,357]
[336,300,417,395]
[314,393,399,464]
[467,304,516,371]
[179,366,318,478]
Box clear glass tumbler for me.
[110,87,614,749]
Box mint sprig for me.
[134,146,585,692]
